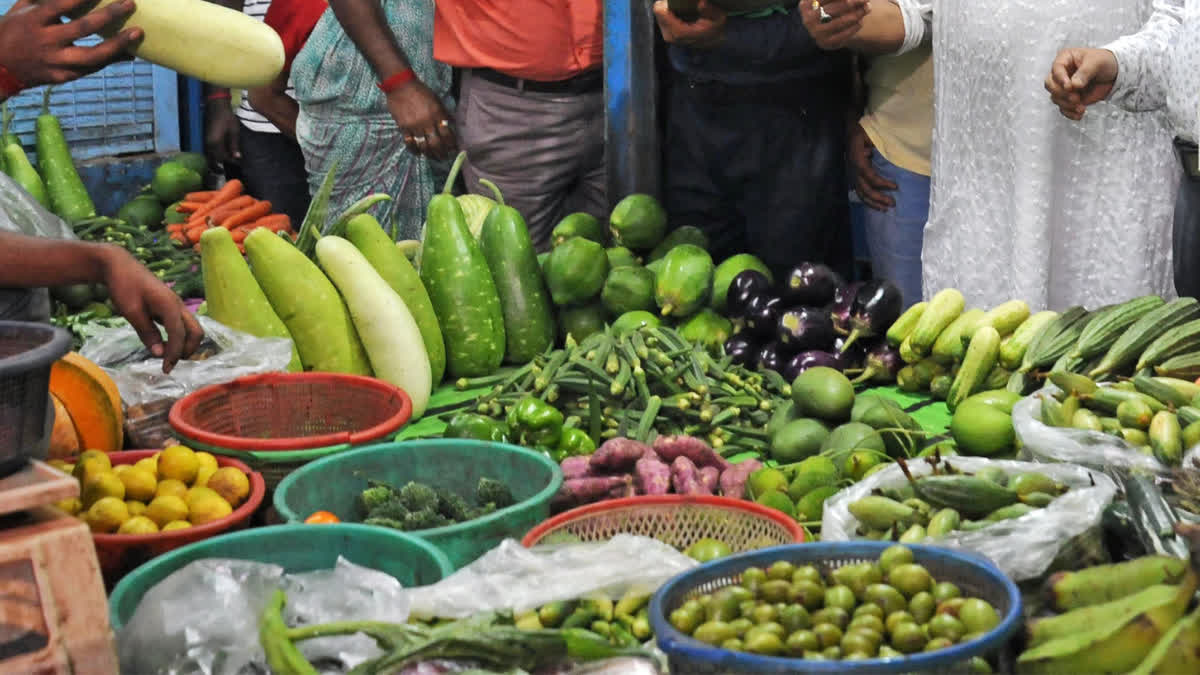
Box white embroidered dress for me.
[892,0,1181,310]
[1107,1,1198,145]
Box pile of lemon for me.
[50,445,251,535]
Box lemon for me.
[54,497,81,516]
[189,494,233,525]
[155,479,188,500]
[82,471,125,508]
[112,464,131,476]
[162,520,191,531]
[78,450,111,471]
[185,486,222,510]
[158,445,198,484]
[117,516,160,535]
[145,495,189,527]
[61,463,75,476]
[194,465,217,488]
[126,500,148,517]
[119,467,158,502]
[207,467,250,507]
[72,457,110,485]
[134,457,157,476]
[195,451,219,476]
[85,497,129,533]
[48,459,71,473]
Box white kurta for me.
[893,0,1181,311]
[1107,0,1198,145]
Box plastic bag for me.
[118,556,408,675]
[80,315,293,407]
[1011,387,1171,475]
[404,535,698,619]
[0,172,76,240]
[821,457,1118,581]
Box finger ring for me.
[414,136,427,144]
[819,6,833,23]
[439,120,450,128]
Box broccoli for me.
[399,481,439,512]
[470,502,498,520]
[366,499,410,523]
[358,482,398,516]
[403,507,451,531]
[476,478,515,509]
[435,488,474,523]
[363,516,405,530]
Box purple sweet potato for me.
[698,466,720,494]
[719,459,763,500]
[634,455,672,495]
[552,475,633,510]
[560,456,593,480]
[671,456,710,495]
[653,435,731,471]
[589,438,651,472]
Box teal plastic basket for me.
[273,440,564,569]
[108,523,453,631]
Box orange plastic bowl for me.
[90,450,266,586]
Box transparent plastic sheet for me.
[404,535,698,620]
[820,457,1117,581]
[117,557,409,675]
[79,315,293,407]
[0,172,76,239]
[1011,386,1171,476]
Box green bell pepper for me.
[444,413,510,443]
[558,427,596,457]
[507,396,564,449]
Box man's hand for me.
[1045,47,1118,121]
[388,81,457,161]
[652,0,727,49]
[849,121,896,211]
[99,246,203,373]
[0,0,143,87]
[800,0,870,51]
[205,98,240,170]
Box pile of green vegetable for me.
[357,477,515,532]
[514,588,654,649]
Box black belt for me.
[472,68,602,95]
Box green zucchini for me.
[35,88,95,223]
[1021,306,1088,372]
[1091,297,1200,377]
[420,153,506,378]
[931,308,985,363]
[909,289,964,354]
[999,310,1059,370]
[477,179,555,364]
[886,301,929,348]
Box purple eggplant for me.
[781,263,846,307]
[834,335,867,368]
[783,350,846,381]
[777,306,835,352]
[724,334,759,367]
[757,342,788,373]
[841,280,903,352]
[851,343,904,384]
[829,281,865,335]
[726,270,772,318]
[743,294,784,338]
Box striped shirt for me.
[237,0,293,134]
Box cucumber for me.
[346,214,447,386]
[0,104,48,208]
[419,154,506,378]
[477,180,555,364]
[910,289,964,354]
[36,89,95,223]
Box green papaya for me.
[601,266,656,316]
[559,303,608,343]
[552,212,605,247]
[648,225,709,262]
[678,309,733,353]
[606,246,640,269]
[609,193,667,251]
[612,310,661,335]
[544,237,609,306]
[712,254,772,312]
[655,244,714,319]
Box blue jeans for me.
[862,150,930,308]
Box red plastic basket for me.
[521,495,805,553]
[168,372,412,453]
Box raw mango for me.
[655,244,713,319]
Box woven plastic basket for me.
[0,321,71,477]
[649,542,1022,674]
[168,372,412,489]
[521,496,805,552]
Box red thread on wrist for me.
[377,69,416,93]
[206,92,232,101]
[0,65,25,99]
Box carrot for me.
[230,228,249,244]
[237,242,246,255]
[193,242,202,253]
[184,190,217,203]
[185,223,209,244]
[177,201,205,213]
[192,195,253,226]
[221,200,273,229]
[166,223,184,234]
[186,179,243,222]
[169,232,187,245]
[252,214,292,232]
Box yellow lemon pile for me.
[49,445,252,535]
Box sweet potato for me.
[671,456,709,495]
[552,475,632,509]
[560,456,593,480]
[698,466,720,494]
[718,459,763,500]
[653,435,730,471]
[634,455,671,495]
[589,438,650,472]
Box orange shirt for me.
[433,0,603,82]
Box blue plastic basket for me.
[648,542,1022,674]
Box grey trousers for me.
[454,71,607,251]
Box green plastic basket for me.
[273,440,564,569]
[108,523,453,631]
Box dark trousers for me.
[664,75,853,281]
[1174,140,1200,298]
[234,125,311,228]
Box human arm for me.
[800,0,923,56]
[203,0,243,168]
[0,232,203,372]
[247,71,297,139]
[326,0,455,159]
[847,62,897,210]
[653,0,869,61]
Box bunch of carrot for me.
[167,179,294,252]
